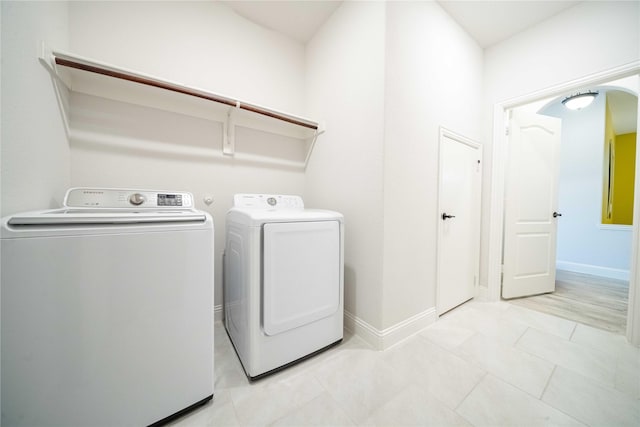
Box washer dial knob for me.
[129,193,145,206]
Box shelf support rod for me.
[223,102,240,156]
[304,124,325,168]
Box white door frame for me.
[486,60,640,344]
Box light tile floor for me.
[171,301,640,427]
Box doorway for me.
[503,85,637,334]
[502,82,638,334]
[487,64,640,344]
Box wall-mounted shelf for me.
[39,44,324,168]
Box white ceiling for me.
[223,1,636,130]
[222,1,582,47]
[221,1,342,44]
[538,84,638,134]
[436,1,581,47]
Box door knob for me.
[442,213,456,220]
[553,212,562,218]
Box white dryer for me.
[224,194,343,379]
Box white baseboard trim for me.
[344,311,380,349]
[214,304,223,322]
[557,261,630,281]
[344,307,437,350]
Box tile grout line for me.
[536,365,591,427]
[418,326,477,354]
[228,394,244,427]
[305,352,361,427]
[539,364,557,401]
[568,322,578,341]
[512,325,529,347]
[454,370,489,413]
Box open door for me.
[502,110,562,299]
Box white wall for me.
[305,1,387,330]
[69,1,304,114]
[306,0,483,338]
[67,1,309,309]
[481,0,640,287]
[1,3,69,414]
[382,1,483,328]
[1,1,70,216]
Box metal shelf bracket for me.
[223,102,240,156]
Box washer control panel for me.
[233,194,304,210]
[64,188,194,209]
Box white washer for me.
[1,188,214,427]
[224,194,343,379]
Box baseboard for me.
[556,261,630,281]
[344,307,437,350]
[344,311,381,349]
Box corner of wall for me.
[344,307,436,351]
[303,0,387,333]
[1,1,71,217]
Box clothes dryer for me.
[224,194,343,379]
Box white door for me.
[437,129,482,315]
[502,110,562,299]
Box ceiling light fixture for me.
[562,91,599,110]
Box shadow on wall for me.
[67,92,310,172]
[344,265,357,316]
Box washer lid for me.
[7,209,207,226]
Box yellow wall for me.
[613,132,637,225]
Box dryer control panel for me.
[233,194,304,210]
[64,188,195,209]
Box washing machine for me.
[224,194,343,379]
[1,188,214,427]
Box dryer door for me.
[263,220,340,336]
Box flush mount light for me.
[562,91,599,110]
